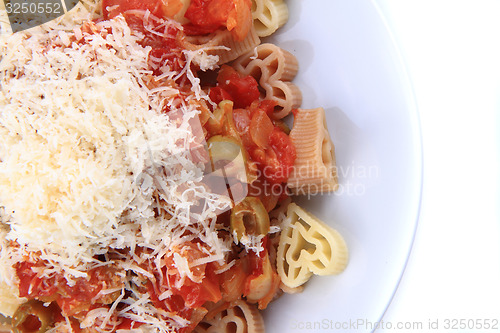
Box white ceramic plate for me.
[0,1,421,332]
[264,0,422,332]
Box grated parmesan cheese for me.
[0,225,26,316]
[0,1,235,330]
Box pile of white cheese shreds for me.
[0,1,236,329]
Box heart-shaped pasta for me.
[194,300,264,333]
[231,43,302,119]
[277,203,348,288]
[251,0,289,37]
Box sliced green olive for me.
[207,135,248,182]
[231,197,270,241]
[12,300,53,333]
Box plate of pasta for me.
[0,0,421,332]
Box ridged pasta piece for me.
[287,107,339,193]
[264,81,302,119]
[251,0,289,37]
[277,203,348,288]
[232,43,299,88]
[182,27,260,65]
[194,300,265,333]
[231,43,301,119]
[279,282,304,294]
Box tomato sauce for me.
[15,260,122,317]
[11,0,294,330]
[208,66,296,185]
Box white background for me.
[375,0,500,331]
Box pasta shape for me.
[194,300,265,333]
[231,43,302,119]
[183,26,261,65]
[279,283,304,295]
[251,0,289,37]
[287,107,339,193]
[277,203,348,288]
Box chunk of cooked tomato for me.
[15,261,123,316]
[148,243,223,313]
[268,127,296,182]
[184,0,231,34]
[184,0,252,40]
[245,109,296,184]
[209,65,260,109]
[176,263,222,308]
